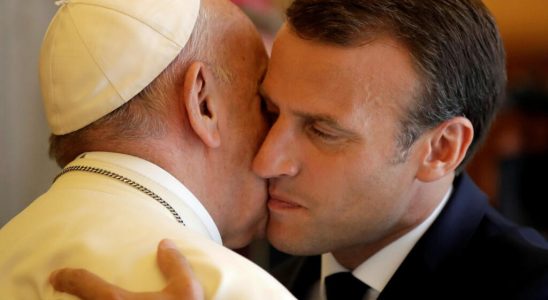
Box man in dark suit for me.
[50,0,548,299]
[253,0,548,299]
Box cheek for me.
[239,102,268,153]
[229,116,263,160]
[309,155,396,217]
[252,103,269,142]
[348,162,416,226]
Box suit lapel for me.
[380,174,489,298]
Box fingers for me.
[50,268,127,300]
[157,239,204,299]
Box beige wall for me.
[0,1,59,226]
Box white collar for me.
[68,151,222,244]
[321,187,452,296]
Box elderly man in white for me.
[0,0,295,299]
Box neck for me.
[332,174,454,270]
[331,226,412,270]
[89,132,208,195]
[87,127,228,242]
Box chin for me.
[267,221,328,256]
[268,238,313,256]
[266,228,306,255]
[225,220,267,249]
[224,234,254,249]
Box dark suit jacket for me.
[272,174,548,300]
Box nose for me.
[252,120,300,179]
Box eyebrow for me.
[259,86,360,140]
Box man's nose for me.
[252,121,299,179]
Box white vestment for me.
[0,152,295,299]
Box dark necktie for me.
[325,272,370,300]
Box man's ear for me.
[416,117,474,182]
[181,62,221,148]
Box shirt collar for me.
[321,187,452,295]
[70,151,222,244]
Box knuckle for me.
[72,268,87,279]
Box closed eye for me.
[306,123,339,141]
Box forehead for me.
[263,25,420,118]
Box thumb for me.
[156,239,204,298]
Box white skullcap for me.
[39,0,201,134]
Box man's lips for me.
[267,194,302,210]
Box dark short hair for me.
[286,0,506,171]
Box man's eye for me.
[309,125,337,140]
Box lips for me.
[267,193,302,210]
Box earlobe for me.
[181,62,221,148]
[416,117,474,182]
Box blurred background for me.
[468,0,548,236]
[1,0,547,251]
